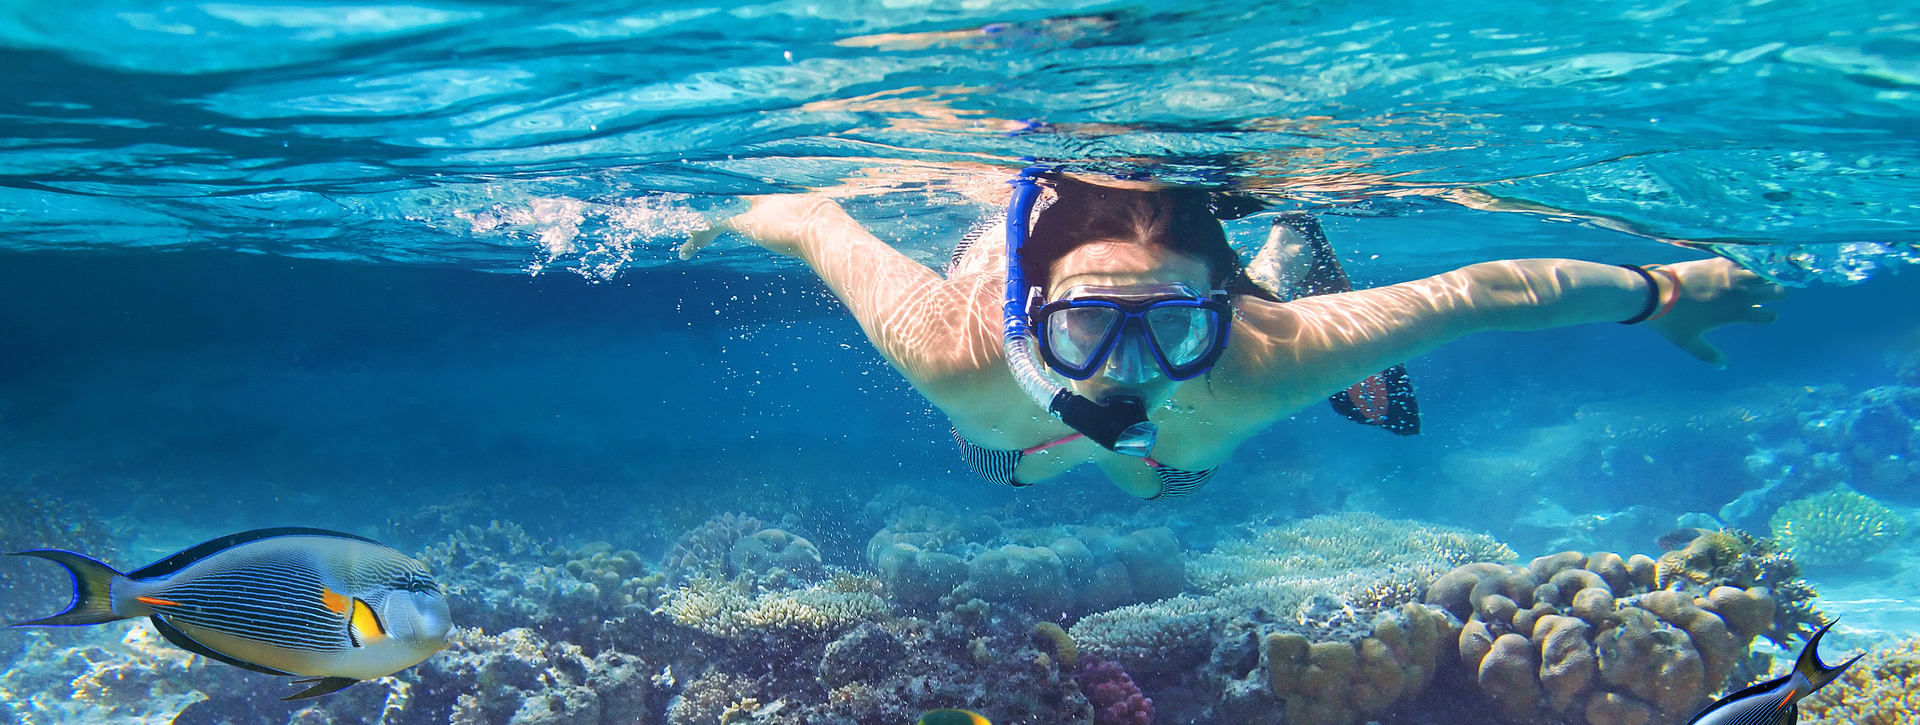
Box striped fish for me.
[9,527,452,700]
[1684,619,1862,725]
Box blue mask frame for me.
[1032,287,1233,381]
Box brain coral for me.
[1769,489,1907,567]
[1799,637,1917,725]
[1425,548,1818,724]
[867,510,1185,616]
[662,512,764,586]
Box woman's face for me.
[1048,242,1212,407]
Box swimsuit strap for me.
[1021,433,1083,455]
[953,429,1215,498]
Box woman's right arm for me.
[683,195,1011,410]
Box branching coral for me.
[659,578,887,642]
[1769,489,1907,567]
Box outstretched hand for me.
[1645,257,1788,368]
[678,195,834,260]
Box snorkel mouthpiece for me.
[1048,392,1157,458]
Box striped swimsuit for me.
[951,429,1216,500]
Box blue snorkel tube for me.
[1003,168,1157,457]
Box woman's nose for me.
[1103,328,1157,384]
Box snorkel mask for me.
[1000,168,1232,457]
[1034,283,1232,383]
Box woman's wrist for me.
[1642,265,1683,322]
[1616,264,1683,325]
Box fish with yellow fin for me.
[9,527,452,699]
[1683,619,1861,725]
[916,709,991,725]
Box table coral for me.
[1768,488,1907,567]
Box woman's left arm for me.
[1221,257,1786,409]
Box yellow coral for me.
[1030,621,1078,668]
[1799,638,1920,725]
[1770,489,1907,567]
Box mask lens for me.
[1046,306,1122,369]
[1145,306,1219,367]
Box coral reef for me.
[369,627,652,725]
[1069,513,1499,725]
[866,506,1184,616]
[419,521,664,647]
[1423,545,1826,724]
[1646,529,1824,648]
[1799,637,1918,725]
[1767,488,1907,567]
[1723,383,1920,526]
[0,624,253,725]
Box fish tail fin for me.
[7,549,135,627]
[1795,618,1863,696]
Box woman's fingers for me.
[678,224,728,260]
[1677,334,1729,369]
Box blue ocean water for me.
[1,1,1918,724]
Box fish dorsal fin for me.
[149,616,298,677]
[129,528,382,580]
[1685,675,1788,725]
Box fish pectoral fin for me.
[284,676,358,700]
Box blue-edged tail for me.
[1684,619,1863,725]
[7,549,138,626]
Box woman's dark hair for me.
[1021,174,1271,300]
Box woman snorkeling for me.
[682,170,1786,500]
